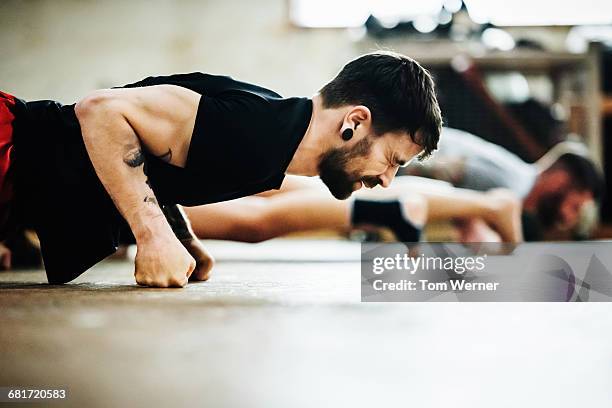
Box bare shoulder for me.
[123,85,200,114]
[77,85,201,167]
[78,85,200,119]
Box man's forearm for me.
[161,204,196,242]
[75,93,172,241]
[162,203,215,282]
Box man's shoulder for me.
[120,72,282,100]
[120,72,218,92]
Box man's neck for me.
[286,94,338,176]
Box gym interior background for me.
[1,1,611,407]
[3,0,612,234]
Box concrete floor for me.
[1,239,611,408]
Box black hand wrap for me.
[351,199,422,242]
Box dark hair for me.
[548,153,605,201]
[319,51,442,160]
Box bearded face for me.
[318,137,381,200]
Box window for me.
[288,0,612,28]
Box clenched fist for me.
[134,232,196,288]
[182,238,215,281]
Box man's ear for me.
[345,105,371,131]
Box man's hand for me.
[182,238,215,281]
[134,232,196,288]
[483,188,524,244]
[160,203,215,282]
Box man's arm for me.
[405,156,466,186]
[161,204,214,281]
[75,85,202,287]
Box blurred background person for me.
[405,127,604,240]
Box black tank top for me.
[121,72,313,206]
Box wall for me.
[0,0,360,102]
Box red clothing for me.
[0,91,16,230]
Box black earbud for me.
[341,128,353,141]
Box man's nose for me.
[379,166,399,188]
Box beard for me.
[318,137,379,200]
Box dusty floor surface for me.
[0,239,611,407]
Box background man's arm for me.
[75,85,202,287]
[405,156,466,186]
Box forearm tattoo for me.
[161,204,194,242]
[123,145,145,167]
[122,144,161,208]
[143,196,158,206]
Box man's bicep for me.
[113,85,201,167]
